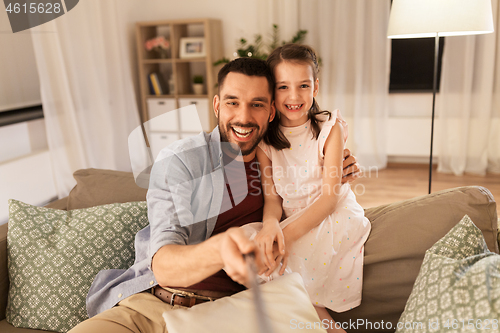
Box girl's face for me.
[273,61,319,127]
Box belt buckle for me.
[170,292,187,306]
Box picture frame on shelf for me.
[180,37,206,58]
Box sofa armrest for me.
[0,223,8,321]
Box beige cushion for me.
[66,169,147,210]
[44,197,68,211]
[330,186,498,332]
[163,273,326,333]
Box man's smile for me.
[231,126,255,141]
[232,126,253,136]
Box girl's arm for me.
[279,121,345,273]
[254,147,285,272]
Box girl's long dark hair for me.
[264,44,331,150]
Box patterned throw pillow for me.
[6,199,148,333]
[396,215,500,333]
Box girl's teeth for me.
[287,105,302,110]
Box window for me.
[389,37,445,93]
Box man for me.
[69,58,360,333]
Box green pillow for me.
[397,215,500,332]
[6,199,148,333]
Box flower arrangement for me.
[145,36,170,58]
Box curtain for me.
[437,0,500,175]
[256,0,391,169]
[30,0,141,197]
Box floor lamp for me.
[387,0,494,194]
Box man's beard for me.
[219,119,269,157]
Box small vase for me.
[192,83,204,95]
[168,78,175,95]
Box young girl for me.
[241,44,371,331]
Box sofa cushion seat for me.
[0,319,46,333]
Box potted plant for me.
[213,25,308,66]
[192,75,204,95]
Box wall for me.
[0,7,41,111]
[0,119,56,225]
[387,93,439,163]
[0,119,48,164]
[0,9,53,225]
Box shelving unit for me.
[135,19,223,159]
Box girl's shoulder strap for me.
[332,109,348,143]
[318,109,349,159]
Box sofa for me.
[0,168,498,333]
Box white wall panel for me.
[0,150,56,225]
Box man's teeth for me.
[233,127,253,138]
[286,104,303,110]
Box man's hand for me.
[220,228,264,287]
[341,148,361,183]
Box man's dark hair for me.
[217,58,275,97]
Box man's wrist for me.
[210,233,225,266]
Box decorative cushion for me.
[6,199,148,333]
[67,168,147,210]
[332,186,498,332]
[396,215,500,332]
[163,273,327,333]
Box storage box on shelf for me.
[144,97,211,158]
[136,18,223,160]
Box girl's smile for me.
[285,104,304,111]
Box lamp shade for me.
[388,0,494,38]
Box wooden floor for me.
[353,163,500,217]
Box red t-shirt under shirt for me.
[181,155,263,293]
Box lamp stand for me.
[429,34,439,194]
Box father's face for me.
[213,72,275,162]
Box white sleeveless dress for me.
[242,111,371,312]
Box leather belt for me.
[152,286,215,307]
